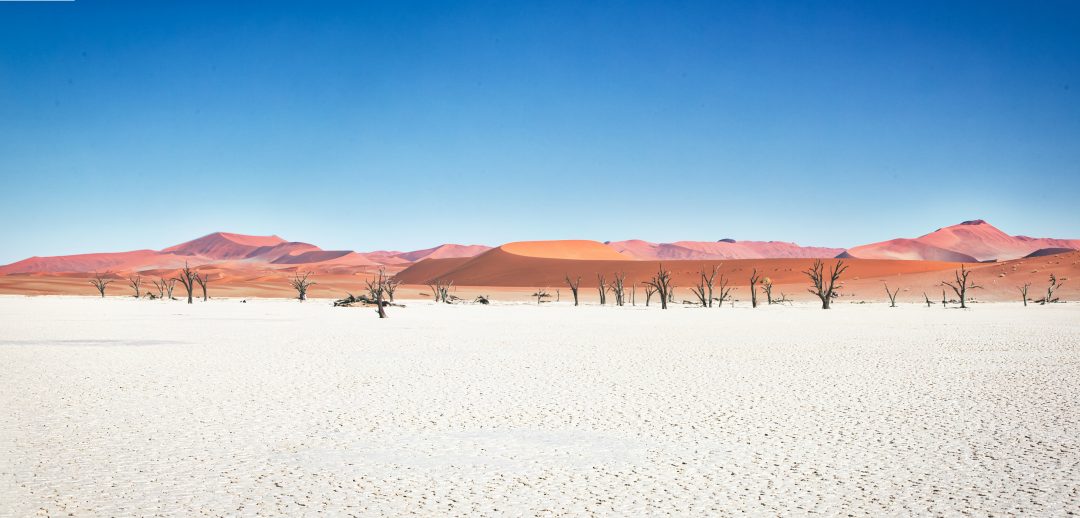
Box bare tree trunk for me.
[716,274,733,307]
[644,263,672,310]
[127,274,141,298]
[884,282,899,307]
[941,265,980,309]
[194,272,209,302]
[804,260,848,309]
[90,272,113,298]
[597,274,607,305]
[173,262,197,304]
[564,275,580,306]
[290,272,316,301]
[749,269,760,308]
[1019,283,1030,306]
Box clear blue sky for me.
[1,0,1078,263]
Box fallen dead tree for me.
[333,293,405,308]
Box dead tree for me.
[749,269,761,308]
[643,263,673,310]
[689,276,708,307]
[290,272,316,301]
[365,269,390,318]
[923,292,933,308]
[804,259,848,309]
[194,272,210,301]
[630,284,636,306]
[643,284,657,306]
[941,289,947,308]
[941,265,980,309]
[1039,273,1065,304]
[383,276,402,302]
[690,265,719,308]
[427,278,453,303]
[884,282,899,307]
[153,277,176,300]
[127,274,142,298]
[151,277,166,299]
[173,261,197,304]
[1019,283,1030,306]
[532,288,551,304]
[564,274,581,306]
[89,272,113,298]
[716,274,733,307]
[596,274,608,305]
[763,278,773,304]
[611,272,627,306]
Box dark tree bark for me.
[173,262,197,304]
[290,272,316,301]
[941,265,980,309]
[884,282,899,307]
[194,272,210,301]
[89,272,113,298]
[749,268,761,308]
[643,263,673,310]
[1019,283,1030,306]
[804,259,848,309]
[596,274,607,305]
[427,278,454,303]
[716,274,733,307]
[564,274,581,306]
[610,272,627,306]
[127,274,142,298]
[532,288,551,304]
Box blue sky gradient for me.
[1,1,1078,263]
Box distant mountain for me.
[843,220,1079,262]
[606,239,843,260]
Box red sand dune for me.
[162,232,289,259]
[0,250,197,275]
[502,240,633,260]
[3,224,1078,302]
[845,220,1080,262]
[609,239,843,260]
[840,239,977,262]
[395,245,965,288]
[394,244,493,262]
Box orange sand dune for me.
[501,240,633,260]
[4,251,1076,303]
[396,248,962,288]
[395,248,1079,303]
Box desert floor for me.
[1,296,1078,516]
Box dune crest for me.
[501,240,634,261]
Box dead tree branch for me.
[89,272,113,298]
[172,262,197,304]
[643,263,673,310]
[564,274,581,306]
[941,265,980,309]
[127,274,142,298]
[804,259,848,309]
[884,282,899,307]
[290,272,316,301]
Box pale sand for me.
[1,296,1078,516]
